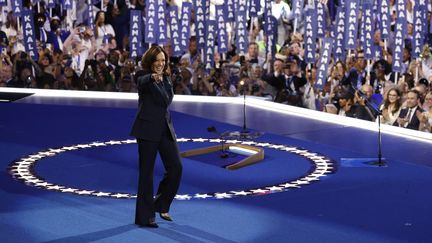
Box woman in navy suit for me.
[130,45,182,228]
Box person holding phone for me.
[130,45,182,228]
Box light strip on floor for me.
[1,87,430,143]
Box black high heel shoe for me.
[136,218,159,228]
[159,213,173,221]
[145,221,159,228]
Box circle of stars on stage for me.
[8,138,336,200]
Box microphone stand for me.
[349,85,386,167]
[242,82,248,134]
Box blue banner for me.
[216,4,228,53]
[235,0,248,54]
[264,0,273,35]
[47,0,56,8]
[362,2,374,60]
[317,3,326,38]
[315,38,333,90]
[226,0,235,22]
[194,0,208,49]
[392,0,406,72]
[130,10,142,58]
[292,0,304,19]
[373,45,383,60]
[62,0,73,10]
[333,6,346,61]
[345,0,359,50]
[180,2,192,53]
[145,0,157,44]
[413,1,427,58]
[266,16,278,59]
[168,6,182,56]
[11,0,23,16]
[87,0,95,29]
[379,0,391,39]
[304,8,317,64]
[249,0,261,17]
[204,20,217,70]
[155,0,168,44]
[22,10,39,61]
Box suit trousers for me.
[135,127,182,224]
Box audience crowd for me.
[1,0,431,133]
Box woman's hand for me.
[152,73,163,83]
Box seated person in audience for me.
[380,87,402,125]
[394,90,423,130]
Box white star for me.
[192,138,208,142]
[175,194,192,200]
[18,161,32,166]
[47,185,65,190]
[250,188,269,194]
[230,191,251,196]
[194,193,212,199]
[76,144,92,148]
[61,188,78,193]
[35,182,53,187]
[93,192,111,197]
[255,143,270,147]
[225,140,241,144]
[38,152,56,156]
[120,139,136,144]
[209,139,223,143]
[266,186,283,191]
[105,141,122,145]
[214,192,232,199]
[111,193,130,198]
[89,142,107,147]
[292,180,310,185]
[302,152,318,157]
[28,155,43,159]
[49,149,65,153]
[268,145,285,149]
[176,138,190,142]
[293,149,309,154]
[21,175,37,181]
[21,158,37,162]
[310,156,325,160]
[76,190,95,195]
[281,147,297,151]
[62,146,78,151]
[279,183,300,188]
[241,141,256,145]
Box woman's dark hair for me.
[140,45,171,76]
[95,11,106,26]
[383,87,402,114]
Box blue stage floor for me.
[1,88,432,242]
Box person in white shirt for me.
[271,0,292,46]
[94,11,116,51]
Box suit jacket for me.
[393,106,423,130]
[130,72,176,141]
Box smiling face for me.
[151,52,166,75]
[387,89,400,104]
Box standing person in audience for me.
[380,87,402,125]
[94,11,116,51]
[394,90,423,130]
[46,16,70,52]
[130,45,182,228]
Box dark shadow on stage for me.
[42,224,135,243]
